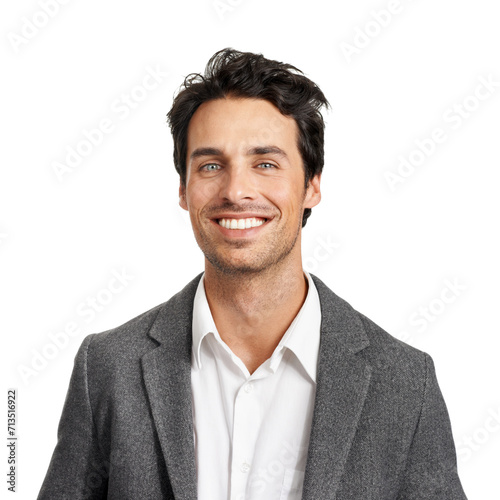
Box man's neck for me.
[203,261,309,374]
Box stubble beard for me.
[194,215,302,278]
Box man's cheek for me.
[190,180,220,202]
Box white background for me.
[1,0,499,498]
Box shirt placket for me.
[230,376,261,500]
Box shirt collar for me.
[273,270,321,383]
[191,271,321,383]
[191,274,217,371]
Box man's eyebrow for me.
[189,145,288,161]
[190,147,224,160]
[247,146,288,158]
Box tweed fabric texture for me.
[38,273,467,499]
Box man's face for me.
[180,97,321,276]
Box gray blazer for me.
[38,273,467,499]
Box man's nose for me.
[218,165,257,203]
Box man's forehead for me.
[188,97,296,132]
[186,97,299,158]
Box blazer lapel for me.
[302,275,372,500]
[141,274,203,500]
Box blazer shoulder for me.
[357,309,426,357]
[356,310,428,375]
[351,308,432,402]
[311,272,429,379]
[83,272,203,362]
[84,301,166,361]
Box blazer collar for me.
[146,271,370,353]
[311,273,370,354]
[141,272,371,500]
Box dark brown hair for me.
[167,48,329,227]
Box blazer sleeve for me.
[38,334,108,500]
[396,353,468,499]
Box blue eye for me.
[258,163,275,169]
[202,163,220,171]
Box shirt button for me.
[240,462,251,473]
[244,383,253,393]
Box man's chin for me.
[212,261,266,276]
[206,254,271,277]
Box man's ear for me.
[304,174,321,209]
[179,182,188,211]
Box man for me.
[38,49,467,499]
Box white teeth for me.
[218,217,266,229]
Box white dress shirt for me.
[191,271,321,500]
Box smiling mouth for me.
[216,217,268,230]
